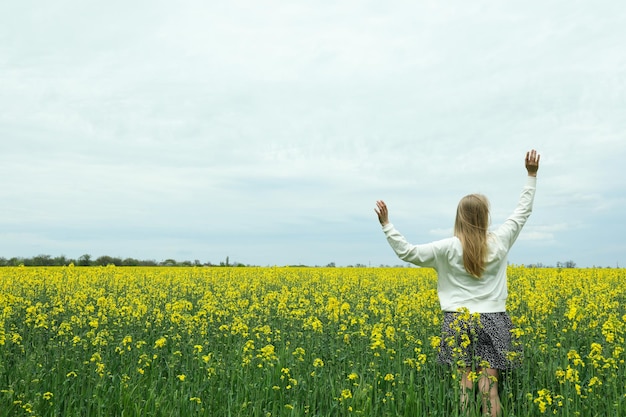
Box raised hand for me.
[375,200,390,226]
[525,149,540,177]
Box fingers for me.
[374,200,389,225]
[525,149,540,176]
[375,200,387,214]
[525,149,540,164]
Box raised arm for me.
[374,200,440,267]
[493,149,540,248]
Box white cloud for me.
[518,223,570,242]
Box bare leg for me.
[478,368,501,417]
[460,368,474,414]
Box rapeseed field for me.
[1,266,624,416]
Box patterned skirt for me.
[437,311,523,370]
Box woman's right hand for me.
[525,149,540,177]
[375,200,390,226]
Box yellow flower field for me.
[0,266,624,416]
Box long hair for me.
[454,194,490,278]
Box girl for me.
[374,149,540,416]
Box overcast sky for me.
[1,1,625,267]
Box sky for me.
[1,1,625,267]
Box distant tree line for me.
[0,255,403,268]
[1,255,602,268]
[525,260,578,268]
[0,254,248,267]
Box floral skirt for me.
[437,311,523,370]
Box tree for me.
[78,254,92,266]
[8,257,23,266]
[556,260,577,268]
[32,254,52,266]
[122,258,139,266]
[95,256,122,266]
[53,255,69,266]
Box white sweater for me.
[382,176,537,313]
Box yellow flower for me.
[177,374,186,381]
[429,335,441,349]
[466,371,479,382]
[154,337,167,348]
[292,347,306,360]
[313,358,324,367]
[588,376,602,387]
[10,333,22,344]
[258,344,277,362]
[533,388,553,413]
[95,362,105,377]
[42,392,53,400]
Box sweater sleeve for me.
[492,176,537,249]
[381,223,440,267]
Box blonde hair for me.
[454,194,490,278]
